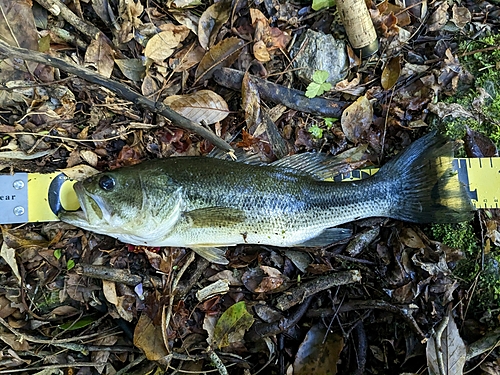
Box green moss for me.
[430,222,478,255]
[437,34,500,147]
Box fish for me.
[59,132,473,264]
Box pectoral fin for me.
[185,207,246,227]
[190,247,229,264]
[294,228,352,247]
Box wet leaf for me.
[134,313,169,361]
[341,95,373,143]
[144,25,190,62]
[114,58,146,81]
[212,301,254,349]
[163,89,229,125]
[195,37,244,83]
[381,56,401,90]
[84,33,115,78]
[427,309,466,375]
[198,0,231,50]
[294,324,344,375]
[464,127,498,158]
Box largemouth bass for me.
[59,133,473,264]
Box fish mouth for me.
[59,182,106,227]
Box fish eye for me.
[98,175,116,191]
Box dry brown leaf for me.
[163,89,229,125]
[198,0,231,50]
[451,5,471,28]
[103,280,118,305]
[341,95,373,143]
[241,71,261,129]
[242,266,288,293]
[114,58,146,81]
[381,56,401,90]
[428,1,449,32]
[194,37,244,83]
[134,313,169,361]
[0,242,21,285]
[84,33,115,78]
[144,25,190,62]
[169,43,206,71]
[253,40,271,62]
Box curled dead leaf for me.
[341,95,373,143]
[144,25,190,62]
[195,37,244,83]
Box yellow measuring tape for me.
[1,157,499,224]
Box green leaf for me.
[53,249,62,260]
[312,70,330,84]
[305,81,332,98]
[323,117,338,129]
[59,316,96,331]
[312,0,336,11]
[308,124,324,138]
[212,301,254,349]
[67,259,75,271]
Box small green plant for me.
[312,0,336,11]
[53,249,62,260]
[308,124,324,138]
[308,117,338,138]
[67,259,75,271]
[431,222,478,255]
[305,70,332,98]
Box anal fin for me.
[294,228,352,247]
[190,247,229,264]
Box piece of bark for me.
[274,270,361,311]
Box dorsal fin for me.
[271,144,369,180]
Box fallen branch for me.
[0,40,233,152]
[213,67,349,118]
[274,270,361,311]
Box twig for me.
[307,299,427,341]
[274,270,361,311]
[0,39,233,152]
[163,251,196,353]
[75,263,162,288]
[0,362,108,374]
[35,0,101,39]
[213,67,348,118]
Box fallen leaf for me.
[114,58,146,81]
[211,301,254,349]
[341,95,373,143]
[242,266,288,293]
[198,0,231,50]
[0,242,21,284]
[426,309,466,375]
[450,5,471,28]
[102,280,118,305]
[241,71,261,130]
[134,313,169,361]
[428,1,449,32]
[381,56,401,90]
[195,37,244,83]
[144,25,190,62]
[294,324,344,375]
[253,40,271,62]
[163,90,229,125]
[84,33,115,78]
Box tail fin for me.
[379,132,473,223]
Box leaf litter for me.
[0,0,499,373]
